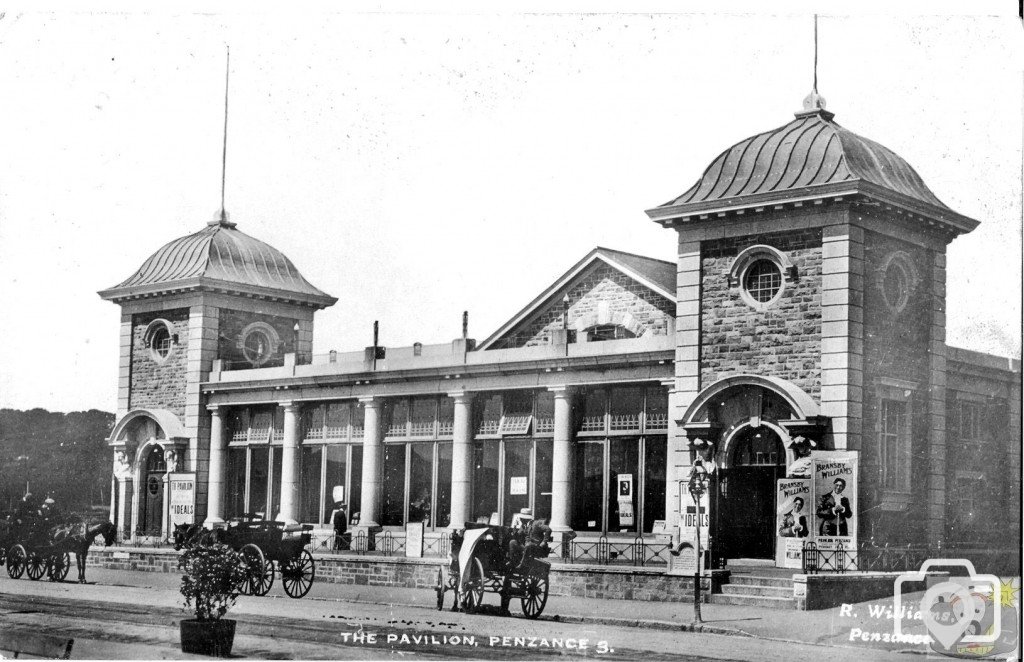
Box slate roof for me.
[648,109,979,234]
[99,221,337,307]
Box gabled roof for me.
[99,221,337,308]
[477,247,675,350]
[647,108,979,235]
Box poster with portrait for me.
[810,452,858,555]
[775,478,810,568]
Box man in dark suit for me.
[817,477,853,536]
[332,501,348,551]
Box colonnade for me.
[205,387,576,531]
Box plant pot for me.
[180,618,236,657]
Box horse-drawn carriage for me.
[175,515,316,599]
[435,521,552,619]
[2,514,115,583]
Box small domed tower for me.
[99,215,336,540]
[649,96,980,552]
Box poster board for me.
[168,472,196,528]
[810,452,858,563]
[405,521,424,558]
[616,474,634,528]
[775,478,811,568]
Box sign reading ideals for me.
[168,473,196,528]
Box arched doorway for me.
[718,425,786,559]
[139,446,166,536]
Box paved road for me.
[0,569,912,660]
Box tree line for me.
[0,408,115,512]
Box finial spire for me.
[797,15,833,120]
[211,45,237,228]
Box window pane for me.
[300,446,323,524]
[572,441,604,531]
[504,391,533,416]
[503,439,532,525]
[436,443,453,528]
[324,445,348,519]
[350,446,363,521]
[226,448,246,519]
[581,389,606,433]
[411,398,436,437]
[409,443,434,525]
[610,387,643,431]
[326,403,350,435]
[471,441,499,522]
[249,446,269,517]
[643,437,667,532]
[387,400,410,437]
[535,439,553,522]
[608,438,640,532]
[382,444,407,526]
[438,398,455,436]
[478,395,502,434]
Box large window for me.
[472,441,500,522]
[248,447,270,517]
[226,448,246,518]
[382,444,407,526]
[880,399,910,492]
[300,445,323,523]
[573,436,667,534]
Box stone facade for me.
[218,309,300,369]
[504,262,674,347]
[859,230,935,544]
[700,229,823,396]
[129,308,190,416]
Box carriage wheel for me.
[7,545,26,579]
[282,549,314,599]
[25,551,45,581]
[240,544,273,596]
[459,557,485,614]
[520,575,549,619]
[48,552,71,582]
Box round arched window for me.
[144,320,175,362]
[743,259,783,304]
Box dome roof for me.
[99,220,337,308]
[647,108,978,235]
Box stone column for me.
[357,397,383,529]
[549,386,575,532]
[205,405,227,526]
[279,402,301,523]
[448,391,474,528]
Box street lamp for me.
[687,459,709,624]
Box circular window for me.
[744,259,783,304]
[877,252,918,314]
[144,320,175,362]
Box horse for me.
[172,522,222,550]
[49,519,117,583]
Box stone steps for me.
[727,574,795,588]
[720,583,794,598]
[709,592,797,608]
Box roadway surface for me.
[0,567,915,660]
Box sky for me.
[0,5,1020,413]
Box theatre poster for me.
[775,478,811,568]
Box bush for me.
[178,544,247,622]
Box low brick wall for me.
[87,548,721,603]
[793,572,950,610]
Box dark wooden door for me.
[718,427,785,559]
[140,447,166,536]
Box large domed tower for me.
[649,94,979,553]
[99,215,336,540]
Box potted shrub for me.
[178,543,247,657]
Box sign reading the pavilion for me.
[810,452,858,557]
[168,473,196,528]
[775,478,810,568]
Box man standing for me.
[816,478,852,536]
[332,501,348,551]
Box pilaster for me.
[926,251,947,544]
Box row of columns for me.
[206,387,576,531]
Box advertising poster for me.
[810,452,858,556]
[775,478,811,568]
[168,472,196,528]
[616,474,634,528]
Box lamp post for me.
[687,459,709,624]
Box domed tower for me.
[99,215,336,540]
[649,96,979,554]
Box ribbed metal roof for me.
[649,109,978,235]
[100,222,336,307]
